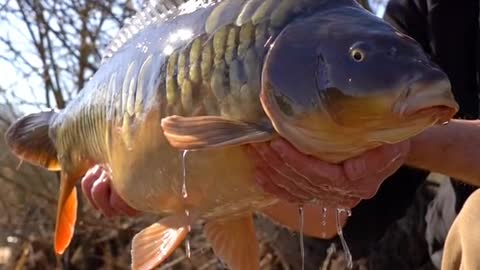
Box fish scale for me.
[60,0,317,164]
[103,0,328,120]
[50,0,333,187]
[163,22,268,121]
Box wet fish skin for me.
[260,5,458,162]
[4,0,459,269]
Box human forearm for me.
[406,119,480,187]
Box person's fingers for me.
[91,173,115,217]
[254,167,301,203]
[317,191,359,207]
[249,143,321,197]
[343,141,410,199]
[270,139,347,186]
[343,141,410,182]
[247,138,407,205]
[355,147,408,199]
[109,190,140,217]
[80,165,142,218]
[81,165,104,210]
[247,141,364,204]
[249,143,308,182]
[335,195,362,209]
[260,164,313,201]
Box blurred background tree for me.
[0,0,389,269]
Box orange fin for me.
[204,214,260,270]
[261,202,348,239]
[131,218,189,270]
[161,115,274,150]
[54,172,79,254]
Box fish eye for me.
[351,49,365,62]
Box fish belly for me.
[107,109,277,219]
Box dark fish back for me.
[52,0,356,164]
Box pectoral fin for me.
[161,115,275,150]
[131,217,189,270]
[204,213,260,270]
[54,172,80,255]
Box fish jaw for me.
[259,85,353,163]
[393,76,459,124]
[259,79,458,164]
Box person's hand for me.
[81,165,140,217]
[246,138,410,208]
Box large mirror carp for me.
[5,0,458,269]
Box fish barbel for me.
[5,0,458,269]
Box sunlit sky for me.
[0,1,54,114]
[0,0,388,115]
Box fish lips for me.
[394,78,459,124]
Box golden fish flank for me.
[4,0,459,270]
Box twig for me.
[269,244,290,270]
[0,172,56,204]
[158,245,210,270]
[198,258,220,270]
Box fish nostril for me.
[388,47,397,57]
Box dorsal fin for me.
[101,0,338,63]
[101,0,219,63]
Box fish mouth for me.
[395,79,459,124]
[404,105,457,124]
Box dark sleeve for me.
[425,0,479,120]
[382,0,430,54]
[385,0,479,119]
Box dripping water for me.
[181,150,191,258]
[322,207,327,226]
[321,206,328,238]
[15,160,23,170]
[299,206,305,270]
[181,150,189,198]
[336,208,353,269]
[184,218,191,258]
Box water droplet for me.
[321,206,328,238]
[322,206,327,226]
[6,236,18,244]
[185,236,191,258]
[299,206,305,270]
[16,160,23,170]
[181,150,191,259]
[181,150,189,199]
[336,208,353,269]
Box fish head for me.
[261,5,459,162]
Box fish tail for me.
[4,110,60,171]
